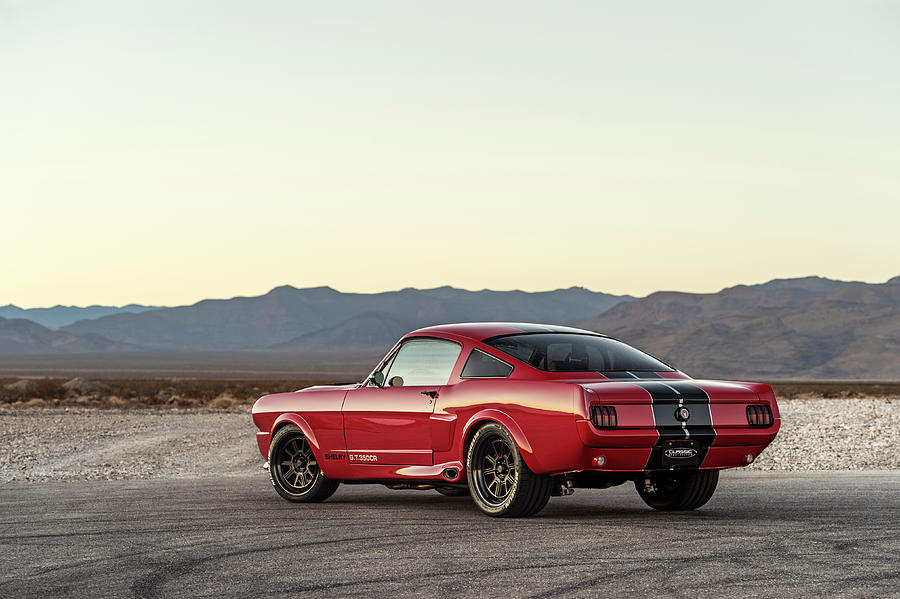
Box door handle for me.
[420,391,438,399]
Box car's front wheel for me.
[635,469,719,511]
[466,423,552,517]
[269,425,339,503]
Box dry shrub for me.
[107,396,128,407]
[173,396,204,408]
[208,395,236,410]
[1,378,66,403]
[31,379,65,399]
[62,377,110,396]
[771,382,900,400]
[1,377,897,409]
[0,377,330,409]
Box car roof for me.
[406,322,605,342]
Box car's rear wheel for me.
[269,425,339,503]
[635,469,719,511]
[435,485,470,497]
[466,423,552,517]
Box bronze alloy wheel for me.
[274,434,318,493]
[268,425,339,503]
[466,422,552,517]
[472,435,518,506]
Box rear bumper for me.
[574,419,780,472]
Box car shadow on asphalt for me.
[247,485,756,522]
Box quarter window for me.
[382,339,461,386]
[460,349,514,378]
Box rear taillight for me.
[592,405,618,429]
[747,404,773,427]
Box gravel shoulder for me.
[1,409,259,482]
[1,396,897,482]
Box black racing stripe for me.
[600,371,638,379]
[636,382,680,400]
[599,370,664,380]
[632,381,717,470]
[635,371,663,379]
[662,381,710,401]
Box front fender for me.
[460,409,543,473]
[268,413,336,477]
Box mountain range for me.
[58,286,630,351]
[583,276,900,379]
[0,304,157,329]
[2,277,897,379]
[0,317,138,355]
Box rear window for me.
[484,333,672,373]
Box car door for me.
[342,338,462,466]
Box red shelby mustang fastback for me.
[252,323,780,517]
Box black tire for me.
[466,423,552,517]
[635,469,719,511]
[269,425,339,503]
[435,486,470,497]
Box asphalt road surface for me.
[1,471,898,598]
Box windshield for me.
[484,333,673,373]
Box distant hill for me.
[0,317,137,355]
[7,277,898,380]
[581,276,900,380]
[0,304,158,329]
[61,286,632,351]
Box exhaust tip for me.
[442,468,459,480]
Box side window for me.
[383,339,461,386]
[460,349,514,378]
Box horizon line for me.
[4,273,897,311]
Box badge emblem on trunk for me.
[675,407,691,421]
[664,447,698,459]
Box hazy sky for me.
[2,1,898,308]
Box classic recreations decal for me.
[664,447,699,459]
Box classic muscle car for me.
[251,323,780,517]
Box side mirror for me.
[372,371,385,387]
[388,375,404,387]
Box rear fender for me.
[461,409,542,474]
[742,382,782,425]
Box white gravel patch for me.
[1,397,897,482]
[750,397,899,471]
[0,408,260,482]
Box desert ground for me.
[3,380,897,598]
[1,379,897,482]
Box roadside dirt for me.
[1,397,897,482]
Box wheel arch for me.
[270,413,334,476]
[460,409,543,474]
